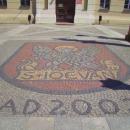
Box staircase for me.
[36,3,95,24]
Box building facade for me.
[0,0,130,24]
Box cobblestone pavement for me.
[104,25,129,35]
[0,24,130,129]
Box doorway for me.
[56,0,76,23]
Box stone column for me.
[87,0,95,12]
[86,0,96,24]
[36,0,43,23]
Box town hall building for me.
[0,0,130,24]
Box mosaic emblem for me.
[0,42,129,94]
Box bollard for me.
[125,26,130,42]
[99,15,102,25]
[28,14,31,24]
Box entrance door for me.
[56,0,76,23]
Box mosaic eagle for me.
[32,45,100,70]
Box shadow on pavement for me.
[100,78,130,90]
[55,38,130,47]
[98,36,125,41]
[76,34,125,41]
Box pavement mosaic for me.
[0,24,130,119]
[0,41,129,95]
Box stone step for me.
[36,8,94,24]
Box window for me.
[21,0,30,7]
[100,0,110,10]
[124,0,130,10]
[0,0,7,7]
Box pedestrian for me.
[28,14,31,24]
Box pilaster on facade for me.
[36,0,56,23]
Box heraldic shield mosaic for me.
[0,42,129,94]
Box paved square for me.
[0,25,130,121]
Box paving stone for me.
[27,117,54,130]
[0,117,29,130]
[106,117,130,130]
[0,24,130,119]
[82,117,110,130]
[54,117,82,130]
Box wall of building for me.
[0,0,32,24]
[0,0,129,24]
[94,0,130,25]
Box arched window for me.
[100,0,110,9]
[21,0,30,6]
[0,0,7,7]
[124,0,130,10]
